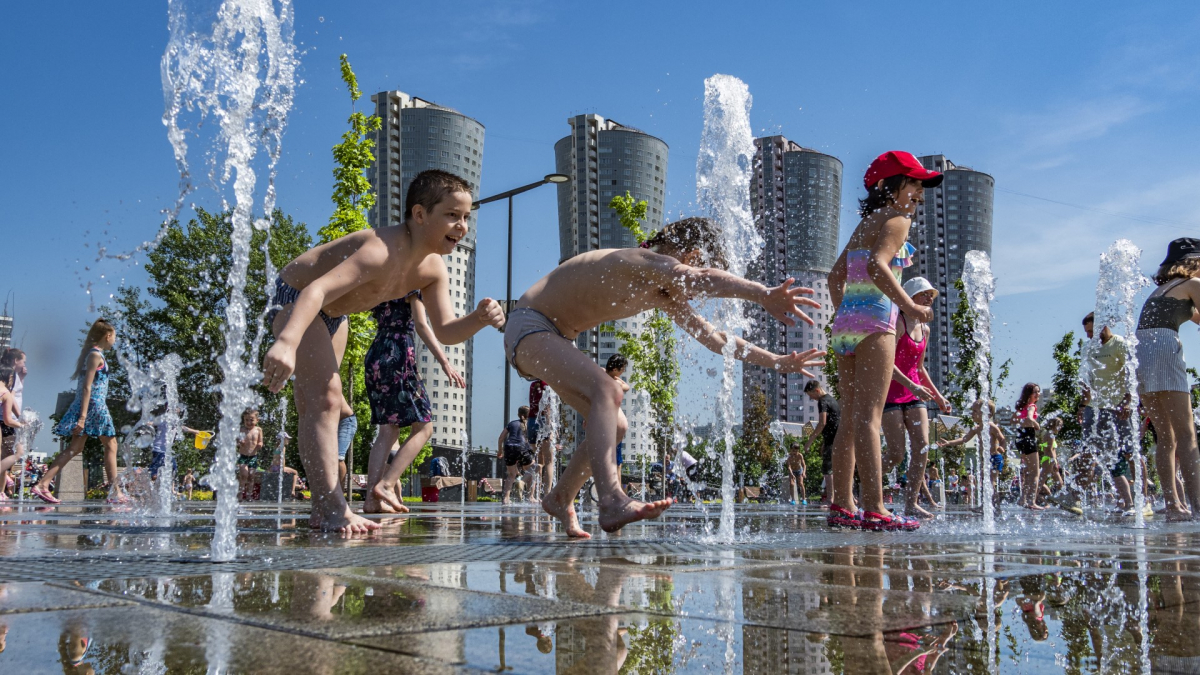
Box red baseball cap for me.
[863,151,943,190]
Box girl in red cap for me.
[825,151,941,531]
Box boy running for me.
[262,170,504,533]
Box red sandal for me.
[827,504,863,529]
[31,486,61,505]
[862,511,920,531]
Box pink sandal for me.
[828,504,863,529]
[31,486,61,505]
[862,511,920,531]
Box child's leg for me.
[101,436,122,497]
[538,439,554,497]
[846,333,896,516]
[1022,454,1041,508]
[1163,391,1200,515]
[881,410,907,476]
[514,333,670,536]
[831,354,860,512]
[279,312,378,534]
[1145,393,1189,516]
[903,408,934,518]
[1114,475,1133,509]
[363,424,401,513]
[370,422,433,513]
[502,462,520,504]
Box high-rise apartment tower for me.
[367,90,485,449]
[553,114,668,458]
[744,137,841,425]
[903,154,995,391]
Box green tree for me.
[321,54,387,475]
[738,389,776,482]
[606,191,679,474]
[1044,331,1084,442]
[101,209,312,478]
[944,278,984,412]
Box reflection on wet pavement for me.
[1,501,1199,672]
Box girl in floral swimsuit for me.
[826,151,942,532]
[362,291,464,514]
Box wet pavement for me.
[1,501,1199,673]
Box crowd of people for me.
[19,156,1200,539]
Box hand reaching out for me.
[774,348,826,378]
[262,341,296,394]
[762,278,821,327]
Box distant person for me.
[1136,238,1200,521]
[237,408,263,500]
[269,431,303,499]
[1036,417,1065,507]
[940,400,1007,510]
[183,469,196,501]
[880,276,951,520]
[143,403,206,486]
[35,319,123,504]
[0,363,23,486]
[1013,383,1044,510]
[827,151,940,532]
[804,381,840,504]
[785,442,807,505]
[498,406,534,505]
[0,349,27,479]
[259,169,504,533]
[604,355,631,468]
[1079,311,1139,512]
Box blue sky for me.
[3,1,1200,454]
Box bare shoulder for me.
[415,251,449,286]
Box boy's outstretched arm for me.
[262,241,387,392]
[662,301,824,378]
[421,261,504,344]
[657,258,821,327]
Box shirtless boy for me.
[504,216,824,537]
[939,399,1008,509]
[262,170,504,533]
[237,408,263,500]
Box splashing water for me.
[1085,239,1150,526]
[15,410,43,507]
[963,251,996,532]
[122,353,185,516]
[161,0,298,560]
[460,429,469,507]
[768,419,787,502]
[538,386,561,499]
[697,74,760,543]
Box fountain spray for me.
[1086,239,1149,527]
[15,410,43,508]
[161,0,298,560]
[963,251,996,532]
[697,74,762,543]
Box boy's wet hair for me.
[645,217,727,269]
[405,169,472,220]
[858,174,919,217]
[605,354,628,372]
[803,380,822,393]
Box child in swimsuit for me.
[940,399,1008,510]
[825,151,942,532]
[237,408,263,500]
[504,217,824,538]
[361,290,464,514]
[1013,383,1044,510]
[261,170,504,533]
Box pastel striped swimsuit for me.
[829,242,916,356]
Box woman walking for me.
[880,276,951,519]
[826,151,941,531]
[34,319,123,504]
[1136,238,1200,521]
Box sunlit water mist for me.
[963,250,996,532]
[1085,239,1150,526]
[696,74,761,543]
[122,353,185,516]
[161,0,298,560]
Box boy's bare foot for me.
[310,502,381,534]
[364,484,408,514]
[1166,508,1194,522]
[597,495,673,533]
[542,490,591,539]
[906,505,936,520]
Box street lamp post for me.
[474,173,570,430]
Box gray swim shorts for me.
[503,308,565,381]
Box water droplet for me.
[318,16,324,22]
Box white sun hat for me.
[902,277,938,299]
